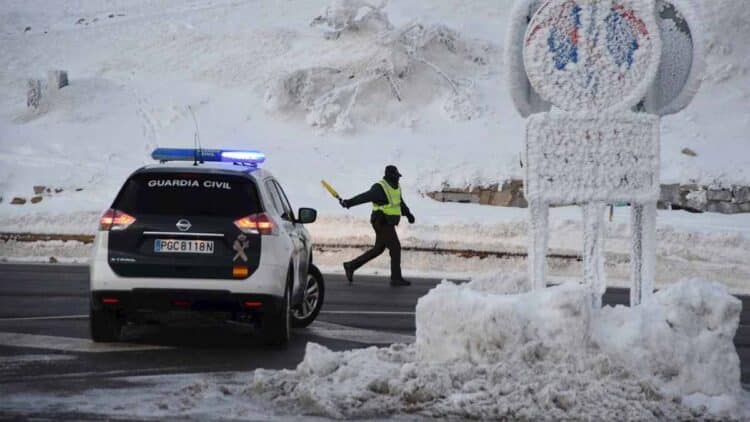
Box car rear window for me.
[113,173,261,217]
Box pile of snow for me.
[250,275,746,420]
[264,0,491,131]
[593,280,742,402]
[416,281,592,364]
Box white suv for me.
[89,148,324,346]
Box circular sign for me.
[523,0,661,112]
[506,0,550,117]
[643,0,704,116]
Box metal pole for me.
[528,200,549,291]
[583,202,607,308]
[630,202,657,305]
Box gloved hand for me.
[407,213,415,224]
[339,198,350,209]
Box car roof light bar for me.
[151,148,265,167]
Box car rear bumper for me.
[90,232,287,296]
[91,289,283,319]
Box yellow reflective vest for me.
[372,179,401,216]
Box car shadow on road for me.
[119,321,363,352]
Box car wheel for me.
[292,265,325,328]
[261,270,292,347]
[90,307,122,343]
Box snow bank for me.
[416,282,591,363]
[251,342,702,420]
[593,280,743,399]
[251,275,746,420]
[0,239,90,264]
[419,276,743,413]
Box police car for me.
[89,148,323,346]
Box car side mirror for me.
[297,207,317,224]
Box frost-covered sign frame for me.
[525,113,660,205]
[508,0,703,308]
[525,112,660,307]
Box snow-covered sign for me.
[642,0,704,115]
[513,0,687,308]
[508,0,703,306]
[508,0,704,117]
[525,112,660,204]
[506,0,550,117]
[523,0,661,112]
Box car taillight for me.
[234,213,276,235]
[99,209,136,231]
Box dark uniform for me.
[340,165,415,286]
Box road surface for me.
[0,263,747,420]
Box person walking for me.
[339,165,415,286]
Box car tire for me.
[90,307,123,343]
[261,270,292,347]
[292,265,325,328]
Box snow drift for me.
[251,276,746,420]
[264,0,492,131]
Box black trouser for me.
[348,220,402,280]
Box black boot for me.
[390,277,411,287]
[343,261,354,284]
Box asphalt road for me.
[0,263,748,420]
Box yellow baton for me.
[320,180,341,200]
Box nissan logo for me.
[176,219,192,232]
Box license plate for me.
[154,239,214,254]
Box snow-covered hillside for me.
[1,0,748,219]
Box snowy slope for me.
[0,0,748,234]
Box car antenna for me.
[188,105,203,166]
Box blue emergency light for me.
[151,148,266,166]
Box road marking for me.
[0,311,418,321]
[321,310,415,316]
[0,314,88,322]
[0,332,169,353]
[0,366,203,384]
[0,354,77,367]
[306,320,414,345]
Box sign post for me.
[508,0,702,307]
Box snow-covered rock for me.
[46,70,68,90]
[310,0,391,38]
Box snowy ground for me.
[1,0,749,222]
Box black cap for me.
[385,165,402,178]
